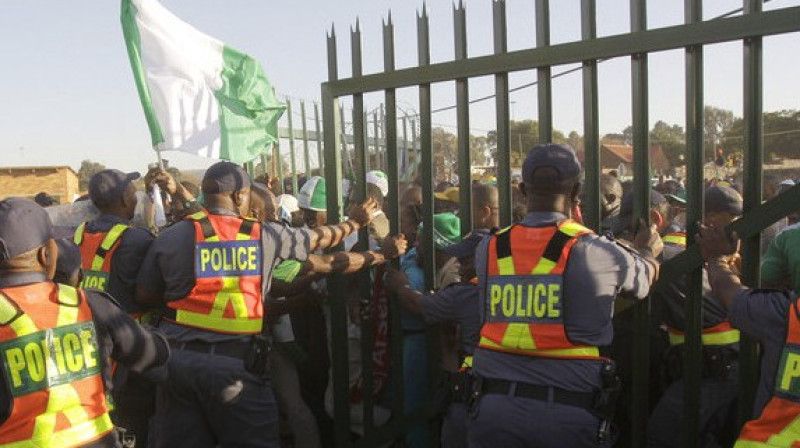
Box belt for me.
[168,339,250,360]
[482,378,596,411]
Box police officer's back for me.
[468,144,661,448]
[136,162,376,448]
[0,198,168,448]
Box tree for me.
[704,106,736,161]
[78,160,107,191]
[650,120,686,166]
[486,120,567,167]
[470,135,489,166]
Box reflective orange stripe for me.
[478,220,601,360]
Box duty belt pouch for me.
[244,334,270,376]
[702,346,736,380]
[468,376,483,420]
[433,372,454,416]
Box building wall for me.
[0,167,80,203]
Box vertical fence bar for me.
[323,25,350,448]
[315,102,323,175]
[581,0,600,232]
[630,0,651,445]
[493,0,512,227]
[418,5,434,292]
[454,1,472,234]
[536,0,552,143]
[739,0,763,425]
[260,153,268,177]
[380,104,387,170]
[273,141,284,194]
[349,18,375,437]
[683,1,704,446]
[373,110,380,172]
[301,100,311,177]
[286,98,299,194]
[340,104,349,179]
[402,116,409,177]
[411,119,419,177]
[383,13,406,443]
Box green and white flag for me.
[121,0,285,163]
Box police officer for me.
[468,144,662,448]
[696,221,800,446]
[648,186,743,448]
[385,229,486,448]
[0,198,169,448]
[135,162,377,448]
[77,169,163,446]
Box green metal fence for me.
[318,1,800,447]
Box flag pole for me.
[154,143,165,170]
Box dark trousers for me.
[151,349,278,448]
[647,375,739,448]
[441,402,469,448]
[111,370,155,448]
[468,393,603,448]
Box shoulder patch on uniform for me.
[613,238,638,255]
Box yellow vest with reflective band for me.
[0,283,114,448]
[166,211,264,334]
[662,232,687,247]
[478,220,602,359]
[667,321,740,346]
[73,222,129,292]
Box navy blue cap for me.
[705,186,743,216]
[0,198,54,260]
[442,228,491,259]
[89,169,140,208]
[202,162,252,194]
[522,144,582,184]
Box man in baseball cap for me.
[0,197,169,448]
[468,144,661,448]
[136,160,379,447]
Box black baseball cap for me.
[0,198,54,260]
[522,144,581,184]
[705,186,743,216]
[611,190,668,235]
[89,169,140,208]
[443,228,490,259]
[202,161,252,194]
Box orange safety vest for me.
[734,298,800,447]
[73,222,129,292]
[0,282,114,448]
[166,211,264,334]
[478,220,602,359]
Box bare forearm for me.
[310,220,360,251]
[706,257,747,309]
[306,251,386,274]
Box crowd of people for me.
[0,142,799,448]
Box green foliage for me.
[650,120,686,166]
[486,120,567,167]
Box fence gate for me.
[320,1,800,447]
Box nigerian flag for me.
[121,0,285,163]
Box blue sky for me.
[1,0,798,172]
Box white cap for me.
[276,194,300,223]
